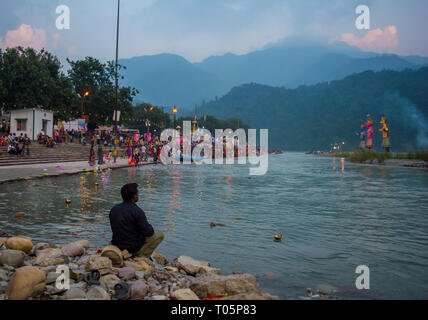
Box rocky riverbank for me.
[0,236,280,300]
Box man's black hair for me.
[121,183,139,202]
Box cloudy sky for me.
[0,0,427,64]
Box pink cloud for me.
[0,24,47,51]
[341,25,399,53]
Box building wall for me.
[34,110,53,138]
[10,109,34,139]
[10,109,53,140]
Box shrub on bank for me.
[349,151,392,163]
[394,150,428,162]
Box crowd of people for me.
[88,131,166,167]
[1,133,32,156]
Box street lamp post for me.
[81,91,90,117]
[173,106,177,130]
[114,0,121,134]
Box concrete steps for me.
[0,143,91,167]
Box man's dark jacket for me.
[109,201,154,253]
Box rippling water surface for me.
[1,153,428,299]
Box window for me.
[16,119,27,131]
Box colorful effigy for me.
[364,114,374,151]
[359,122,366,151]
[379,114,391,152]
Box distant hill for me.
[197,67,428,152]
[119,41,427,110]
[119,54,228,108]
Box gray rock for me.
[130,280,148,300]
[46,284,67,295]
[62,287,86,300]
[0,269,8,282]
[61,244,85,257]
[153,285,169,296]
[70,240,90,250]
[86,286,111,300]
[175,256,221,276]
[86,256,112,273]
[135,270,152,280]
[35,248,64,266]
[71,282,87,291]
[151,295,168,300]
[189,273,261,298]
[153,253,168,266]
[0,281,8,294]
[118,267,136,280]
[100,274,121,291]
[1,265,15,272]
[77,255,89,266]
[0,250,25,268]
[39,266,58,274]
[34,243,52,251]
[46,272,58,285]
[170,288,200,300]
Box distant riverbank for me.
[316,150,428,169]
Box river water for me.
[0,153,427,299]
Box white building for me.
[10,108,53,140]
[60,119,87,132]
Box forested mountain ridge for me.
[197,67,428,152]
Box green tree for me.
[0,47,75,112]
[177,114,250,133]
[125,103,172,133]
[66,57,138,126]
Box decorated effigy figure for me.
[365,114,374,151]
[359,122,367,151]
[379,115,391,153]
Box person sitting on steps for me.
[109,183,164,259]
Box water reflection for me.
[165,168,181,235]
[1,153,428,300]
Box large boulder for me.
[5,237,33,253]
[101,245,123,266]
[86,286,111,300]
[85,256,112,273]
[7,266,46,300]
[35,248,65,267]
[174,256,221,276]
[61,244,84,257]
[170,288,200,300]
[189,273,261,299]
[0,249,26,268]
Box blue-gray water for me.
[0,153,427,299]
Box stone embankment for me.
[0,236,279,300]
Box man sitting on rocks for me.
[109,183,164,259]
